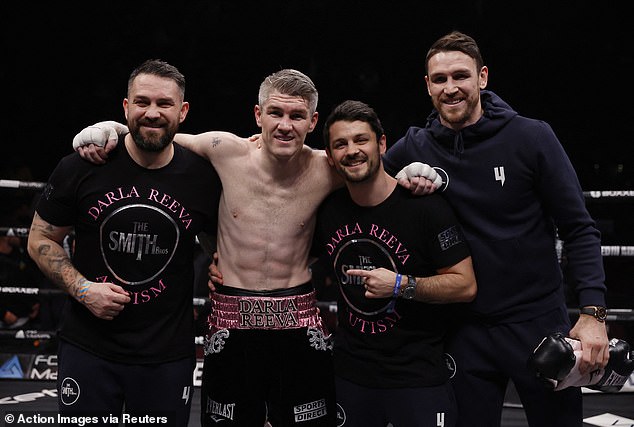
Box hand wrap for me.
[395,162,443,188]
[72,121,129,150]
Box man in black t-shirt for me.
[313,100,477,427]
[28,60,221,426]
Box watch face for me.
[403,275,417,299]
[403,286,415,299]
[596,306,607,320]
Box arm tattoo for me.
[211,136,221,148]
[36,242,86,300]
[31,214,88,302]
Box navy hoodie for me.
[383,90,606,322]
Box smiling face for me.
[124,73,189,152]
[254,90,318,159]
[326,119,385,183]
[425,50,488,131]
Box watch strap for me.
[579,306,607,322]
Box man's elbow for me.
[462,279,477,302]
[26,237,40,263]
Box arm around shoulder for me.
[72,121,129,150]
[173,131,248,161]
[73,120,128,164]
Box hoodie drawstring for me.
[453,132,465,156]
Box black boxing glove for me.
[528,333,634,392]
[527,332,576,383]
[589,338,634,393]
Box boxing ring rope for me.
[0,179,46,191]
[583,190,634,199]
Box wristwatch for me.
[579,306,607,322]
[402,275,417,300]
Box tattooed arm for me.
[27,212,130,320]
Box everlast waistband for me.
[209,283,320,330]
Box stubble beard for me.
[339,156,380,183]
[436,94,480,129]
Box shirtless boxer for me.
[74,69,342,426]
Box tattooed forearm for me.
[36,241,84,299]
[28,213,84,300]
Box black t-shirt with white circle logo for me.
[314,186,470,388]
[36,141,221,363]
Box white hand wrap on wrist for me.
[72,121,129,150]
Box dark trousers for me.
[57,340,194,426]
[335,376,457,427]
[447,306,582,427]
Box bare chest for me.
[224,175,319,229]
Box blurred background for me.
[2,0,631,188]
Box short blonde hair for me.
[258,69,318,114]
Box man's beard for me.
[338,155,380,183]
[435,94,479,128]
[129,124,175,152]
